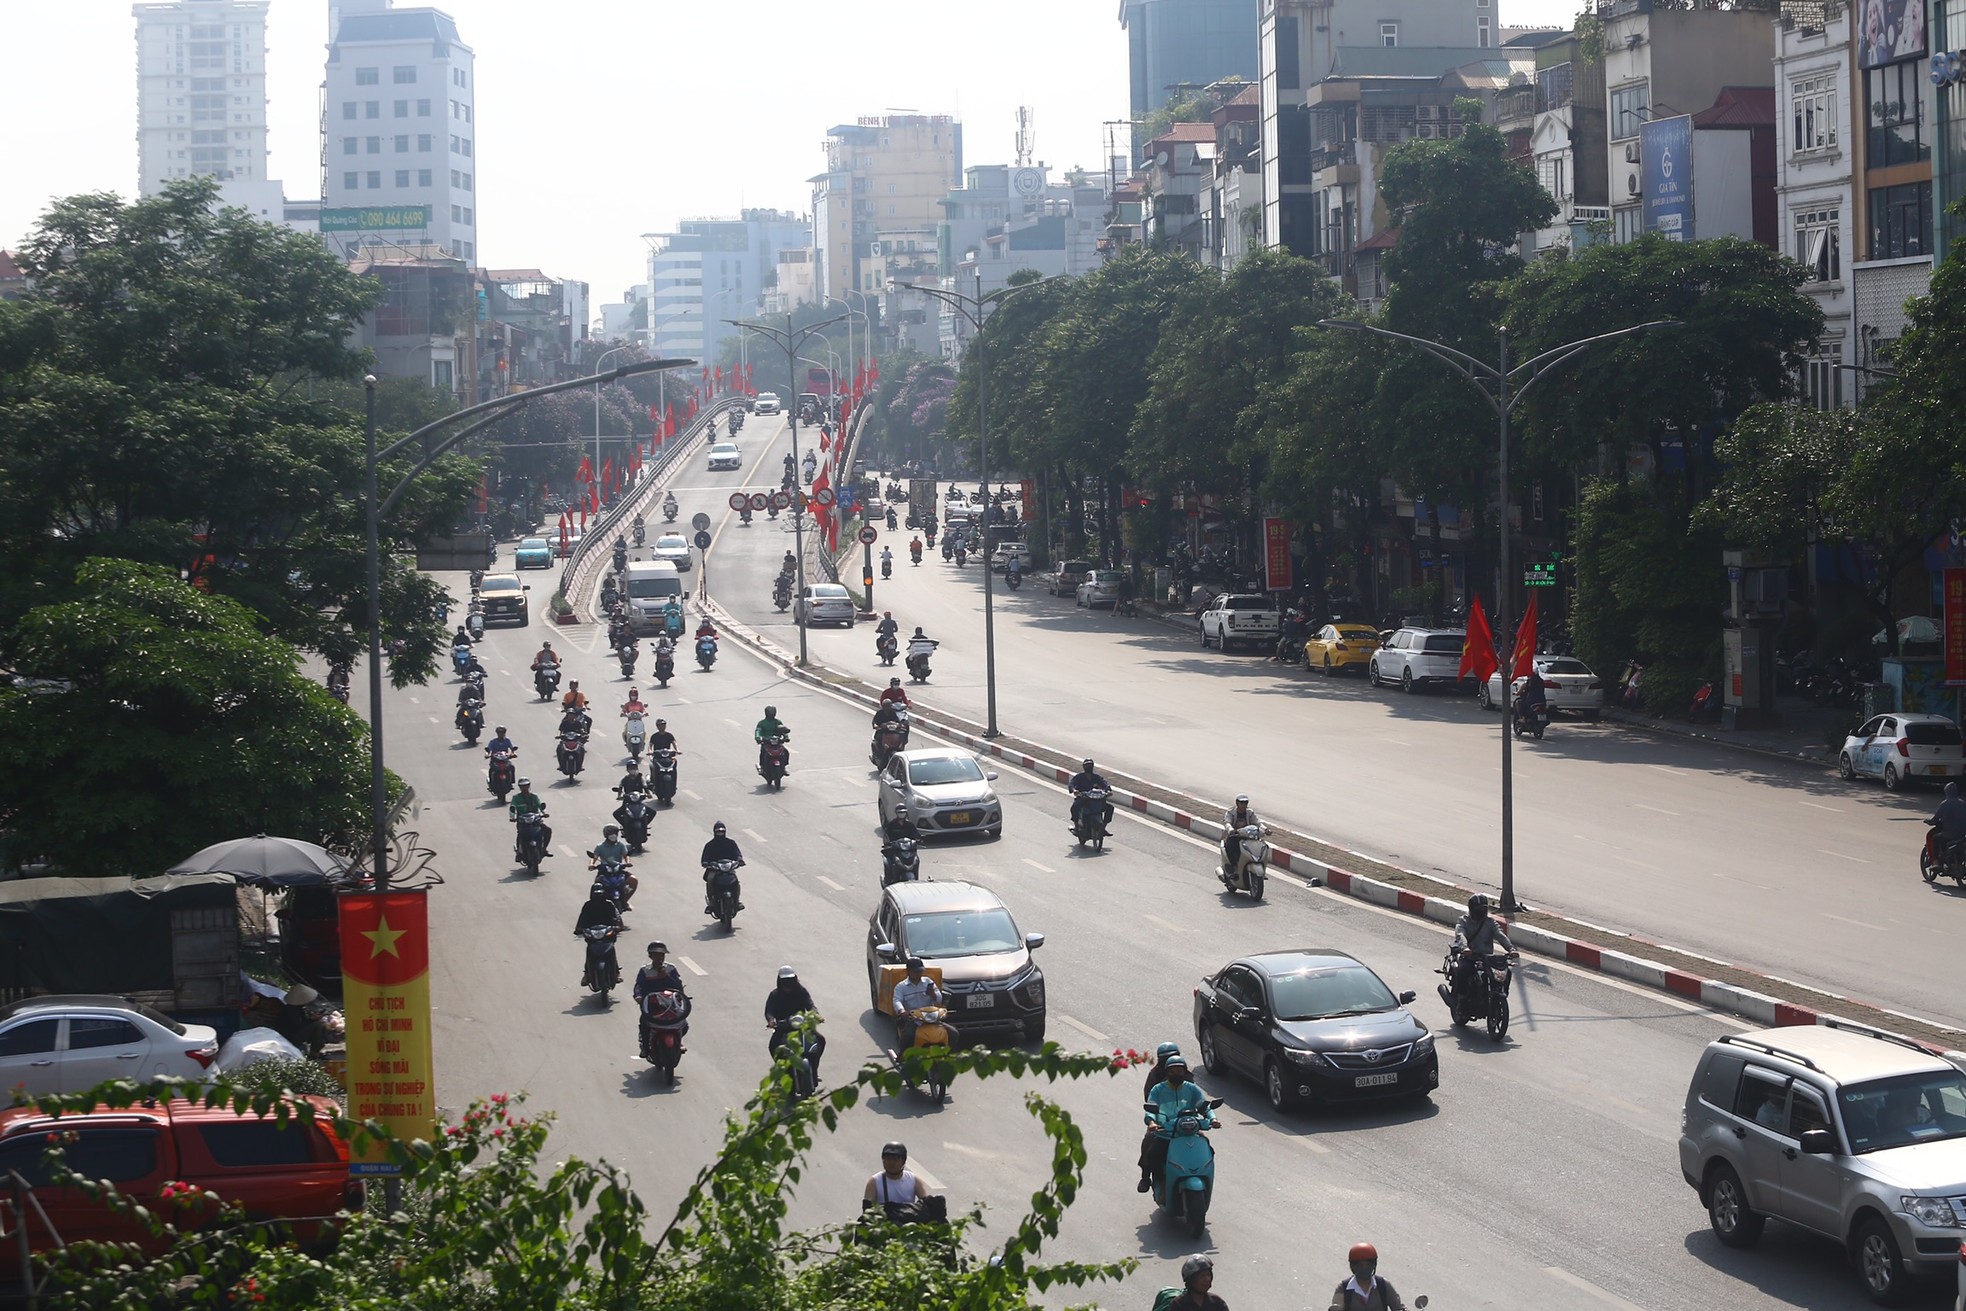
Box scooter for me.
[1437,944,1518,1041]
[1219,824,1269,900]
[887,1006,956,1103]
[886,508,898,531]
[653,644,675,688]
[556,729,586,781]
[513,810,550,877]
[459,667,487,703]
[612,543,629,575]
[1145,1098,1224,1237]
[662,496,679,524]
[632,522,646,548]
[618,643,638,678]
[758,732,790,790]
[534,665,562,701]
[649,748,679,804]
[486,747,517,803]
[881,557,893,580]
[663,608,686,641]
[452,644,474,676]
[773,580,792,613]
[740,506,753,526]
[1005,565,1022,591]
[1921,820,1966,886]
[770,1018,826,1102]
[456,698,485,746]
[872,714,910,770]
[954,544,968,568]
[623,710,647,762]
[695,634,719,670]
[1512,697,1550,741]
[590,860,634,913]
[618,793,653,854]
[641,988,690,1085]
[705,859,743,930]
[876,633,899,666]
[1071,788,1111,852]
[910,544,922,566]
[906,641,937,684]
[881,836,921,885]
[465,606,486,641]
[579,923,621,1002]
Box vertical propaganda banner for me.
[338,892,435,1175]
[1945,568,1966,685]
[1262,518,1292,592]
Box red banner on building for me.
[1262,517,1292,592]
[1945,568,1966,685]
[338,891,436,1175]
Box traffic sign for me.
[691,512,711,533]
[748,492,770,511]
[693,530,712,550]
[858,525,879,546]
[728,492,749,511]
[813,488,836,507]
[793,491,808,512]
[769,489,792,511]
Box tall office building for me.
[810,114,963,304]
[644,209,809,366]
[1120,0,1260,118]
[133,0,271,196]
[320,1,478,263]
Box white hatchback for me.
[794,583,856,627]
[0,996,219,1097]
[1838,713,1965,791]
[707,443,742,471]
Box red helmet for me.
[1348,1242,1378,1263]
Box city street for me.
[380,421,1947,1309]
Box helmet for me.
[517,777,532,787]
[603,825,620,837]
[713,821,727,836]
[1162,1054,1189,1072]
[913,626,925,636]
[1181,1255,1214,1286]
[1467,893,1490,918]
[1081,758,1094,771]
[1235,794,1250,806]
[777,965,799,983]
[889,678,901,688]
[495,725,506,734]
[1348,1242,1378,1263]
[881,1141,907,1158]
[647,941,667,954]
[1155,1041,1181,1060]
[569,680,579,688]
[764,705,777,718]
[905,955,926,970]
[655,718,667,728]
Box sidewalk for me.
[1600,695,1847,767]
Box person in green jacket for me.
[754,704,790,773]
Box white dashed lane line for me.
[743,827,769,843]
[817,875,846,892]
[1021,858,1055,874]
[676,955,708,977]
[1057,1014,1109,1044]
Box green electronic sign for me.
[319,206,432,233]
[1523,561,1558,587]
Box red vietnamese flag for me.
[1459,593,1499,685]
[575,454,593,486]
[602,458,615,494]
[1511,592,1540,680]
[558,516,569,555]
[714,365,723,391]
[338,891,435,1171]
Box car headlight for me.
[911,798,935,812]
[1901,1195,1959,1227]
[1281,1046,1328,1067]
[1413,1032,1435,1055]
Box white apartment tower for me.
[321,1,477,263]
[133,0,271,196]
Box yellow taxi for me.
[1304,622,1381,675]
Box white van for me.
[622,560,683,633]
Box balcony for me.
[1496,85,1537,126]
[1779,0,1844,30]
[1309,142,1358,184]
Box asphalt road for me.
[369,427,1949,1308]
[731,477,1966,1034]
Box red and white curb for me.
[701,600,1966,1063]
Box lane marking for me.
[722,718,741,727]
[1058,1014,1109,1043]
[743,827,769,843]
[557,845,579,858]
[676,955,707,977]
[1633,804,1679,816]
[1819,849,1871,865]
[1821,912,1887,931]
[1290,1134,1331,1155]
[1022,858,1055,874]
[911,1163,944,1192]
[1143,913,1186,934]
[427,716,438,723]
[674,696,694,704]
[1542,1266,1650,1311]
[817,875,846,892]
[682,788,703,800]
[409,696,420,704]
[1643,765,1677,774]
[940,1141,993,1160]
[1798,800,1842,812]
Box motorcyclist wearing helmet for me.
[1139,1054,1212,1192]
[754,704,790,772]
[484,724,516,757]
[875,610,899,644]
[1933,781,1966,845]
[1514,664,1549,723]
[764,965,826,1081]
[589,825,631,870]
[572,890,622,937]
[1141,1041,1184,1101]
[862,1141,936,1211]
[1219,794,1262,878]
[507,778,551,857]
[561,681,589,715]
[633,941,690,1058]
[648,717,678,753]
[530,641,560,672]
[878,677,911,710]
[1329,1242,1406,1311]
[700,821,745,915]
[1449,893,1513,1008]
[1170,1254,1229,1310]
[613,763,648,799]
[1067,758,1113,835]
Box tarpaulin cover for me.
[0,874,237,995]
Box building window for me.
[342,101,356,120]
[462,207,473,225]
[451,204,462,222]
[418,169,433,186]
[1794,207,1841,281]
[462,138,472,157]
[1869,181,1932,258]
[450,168,461,187]
[463,104,471,123]
[454,68,467,87]
[393,65,416,84]
[1536,153,1568,201]
[449,134,460,153]
[343,171,359,189]
[1612,205,1643,243]
[451,100,460,119]
[433,360,453,389]
[393,99,408,117]
[364,101,379,118]
[1865,60,1929,168]
[1791,72,1837,153]
[462,173,472,191]
[1610,82,1650,139]
[395,134,409,152]
[417,98,431,116]
[395,169,410,187]
[418,134,432,151]
[1803,348,1844,409]
[1380,21,1399,45]
[355,67,379,86]
[366,170,381,189]
[366,136,380,154]
[342,135,357,155]
[1478,15,1492,45]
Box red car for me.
[0,1094,360,1280]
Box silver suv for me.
[1368,627,1467,693]
[1679,1023,1966,1304]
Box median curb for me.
[692,595,1966,1063]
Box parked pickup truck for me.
[1198,594,1280,652]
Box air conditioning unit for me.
[1627,173,1641,195]
[1415,105,1442,121]
[1416,124,1441,139]
[1624,141,1639,163]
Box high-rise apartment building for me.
[133,0,270,196]
[811,114,963,303]
[645,209,809,367]
[1120,0,1260,118]
[320,1,477,263]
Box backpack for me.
[1151,1289,1184,1311]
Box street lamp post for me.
[1316,318,1678,913]
[892,271,1062,739]
[359,356,689,889]
[727,313,848,667]
[593,344,636,504]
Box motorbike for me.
[613,543,629,574]
[514,810,550,877]
[954,544,968,568]
[556,729,586,781]
[623,710,647,762]
[456,698,485,746]
[452,643,474,676]
[580,923,622,1002]
[618,642,638,677]
[881,557,892,580]
[773,579,792,613]
[886,508,898,531]
[740,506,752,526]
[649,747,679,804]
[872,712,910,769]
[876,632,898,666]
[1144,1098,1224,1238]
[705,858,743,930]
[1219,823,1269,900]
[758,732,790,790]
[910,544,922,566]
[618,793,653,854]
[632,522,646,548]
[534,665,562,701]
[771,1018,826,1102]
[653,646,675,688]
[663,607,685,640]
[486,748,517,803]
[459,667,487,703]
[641,988,691,1085]
[662,496,679,523]
[1116,596,1138,618]
[465,607,486,641]
[1071,787,1111,852]
[941,538,954,562]
[1437,944,1518,1040]
[1005,566,1022,591]
[1922,820,1966,887]
[906,641,937,684]
[469,567,485,592]
[1512,697,1551,741]
[695,634,718,670]
[767,502,779,520]
[887,1006,956,1103]
[590,860,634,912]
[881,836,921,885]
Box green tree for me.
[0,180,477,681]
[0,560,380,874]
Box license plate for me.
[966,992,996,1010]
[1931,765,1952,775]
[946,811,973,825]
[1354,1072,1398,1088]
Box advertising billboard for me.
[1640,115,1694,241]
[319,205,432,233]
[1860,0,1926,69]
[338,891,436,1174]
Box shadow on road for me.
[620,1068,680,1099]
[1678,1225,1939,1310]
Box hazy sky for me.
[4,0,1580,306]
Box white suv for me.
[1369,627,1468,693]
[755,392,781,415]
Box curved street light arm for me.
[1317,319,1497,396]
[380,357,689,466]
[1506,319,1681,395]
[377,399,525,520]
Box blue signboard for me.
[1640,115,1694,241]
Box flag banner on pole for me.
[338,891,435,1174]
[575,454,593,486]
[1512,592,1539,680]
[1459,594,1499,684]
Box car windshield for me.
[656,537,686,550]
[1539,658,1592,675]
[1839,1069,1966,1153]
[909,756,984,786]
[1090,571,1123,584]
[813,587,848,600]
[481,579,519,593]
[520,539,547,550]
[1223,596,1269,610]
[1335,627,1376,639]
[1906,722,1963,746]
[1266,965,1399,1021]
[904,908,1021,958]
[712,445,737,454]
[627,578,676,598]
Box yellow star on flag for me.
[363,915,406,958]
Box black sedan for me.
[1192,949,1437,1111]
